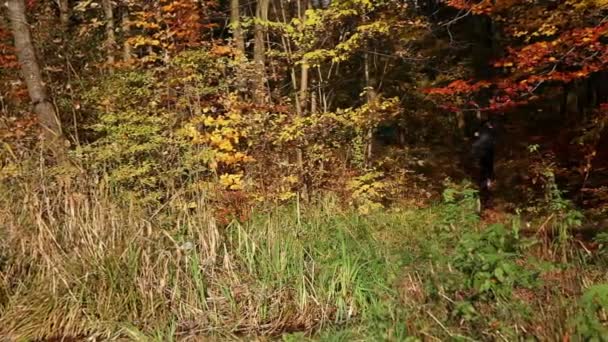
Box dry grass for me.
[0,178,319,339]
[0,172,400,340]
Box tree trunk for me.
[230,0,246,95]
[230,0,245,57]
[310,82,317,114]
[299,61,309,114]
[276,0,300,112]
[57,0,70,28]
[253,0,269,104]
[102,0,116,66]
[363,50,377,168]
[6,0,64,153]
[296,0,310,199]
[296,0,309,114]
[121,8,132,62]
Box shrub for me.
[453,224,537,300]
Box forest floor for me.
[1,183,607,341]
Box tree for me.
[297,0,309,115]
[102,0,117,66]
[230,0,246,96]
[230,0,245,57]
[121,4,133,62]
[253,0,269,104]
[6,0,65,155]
[57,0,70,28]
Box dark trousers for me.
[478,153,494,210]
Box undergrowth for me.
[0,178,606,341]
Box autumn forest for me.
[1,0,608,340]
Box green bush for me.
[453,224,538,300]
[573,284,608,341]
[439,179,480,229]
[74,50,240,204]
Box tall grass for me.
[1,175,607,340]
[0,177,407,340]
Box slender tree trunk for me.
[276,0,307,200]
[316,66,327,113]
[230,0,246,95]
[230,0,245,57]
[276,0,301,112]
[7,0,64,153]
[57,0,70,28]
[102,0,116,66]
[299,62,309,113]
[363,50,377,168]
[253,0,269,104]
[121,9,132,62]
[310,82,317,114]
[297,0,310,114]
[296,0,309,199]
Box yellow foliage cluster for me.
[219,173,244,190]
[178,100,254,192]
[347,171,387,215]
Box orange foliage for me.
[445,0,526,15]
[0,28,18,70]
[427,1,608,113]
[130,0,218,60]
[0,115,38,139]
[210,44,235,57]
[424,79,491,95]
[212,190,251,225]
[159,0,204,50]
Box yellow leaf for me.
[279,191,296,201]
[218,140,234,151]
[204,116,215,126]
[210,134,223,144]
[219,173,243,190]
